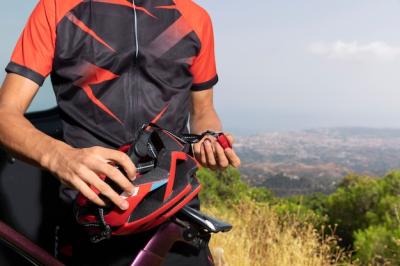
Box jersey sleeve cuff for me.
[191,75,218,91]
[5,62,46,86]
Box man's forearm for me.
[190,106,222,134]
[0,108,72,170]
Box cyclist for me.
[0,0,240,265]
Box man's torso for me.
[7,0,218,148]
[53,0,209,148]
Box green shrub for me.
[324,174,384,246]
[354,225,400,265]
[197,167,272,205]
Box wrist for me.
[190,122,222,135]
[190,110,221,135]
[39,139,73,173]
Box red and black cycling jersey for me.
[6,0,218,148]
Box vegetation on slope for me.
[198,168,400,265]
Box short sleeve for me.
[190,13,218,91]
[5,0,56,86]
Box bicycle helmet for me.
[74,123,231,242]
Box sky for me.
[2,1,400,135]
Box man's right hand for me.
[47,145,137,210]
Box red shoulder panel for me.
[7,0,82,85]
[174,0,218,89]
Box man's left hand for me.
[193,133,241,170]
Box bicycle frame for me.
[132,221,188,266]
[0,214,224,266]
[0,220,63,266]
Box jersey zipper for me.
[132,0,139,58]
[130,0,140,138]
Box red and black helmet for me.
[74,123,231,242]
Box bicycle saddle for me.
[178,206,232,233]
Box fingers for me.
[224,133,235,145]
[200,142,207,166]
[215,142,229,169]
[56,146,136,210]
[219,133,240,167]
[193,142,202,160]
[204,139,217,170]
[96,147,137,180]
[95,163,137,196]
[203,136,239,169]
[81,170,130,210]
[71,178,106,207]
[224,148,241,168]
[193,134,240,170]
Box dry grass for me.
[203,202,352,266]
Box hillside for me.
[199,168,400,265]
[235,127,400,196]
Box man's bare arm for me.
[0,73,136,210]
[190,89,240,169]
[0,74,65,166]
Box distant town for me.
[235,127,400,196]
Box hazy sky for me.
[2,0,400,135]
